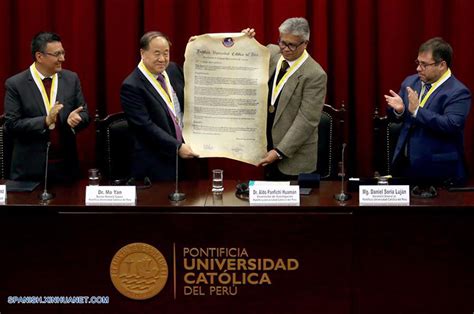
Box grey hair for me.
[278,17,310,41]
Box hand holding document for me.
[183,33,270,165]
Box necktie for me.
[43,77,62,159]
[267,60,290,139]
[157,74,170,98]
[276,60,289,84]
[420,83,431,101]
[157,74,182,142]
[43,77,52,101]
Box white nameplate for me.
[0,185,6,204]
[359,185,410,206]
[249,181,300,206]
[86,186,136,206]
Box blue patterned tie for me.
[420,83,431,101]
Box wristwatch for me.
[275,149,283,160]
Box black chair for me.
[95,112,133,181]
[317,104,346,179]
[0,114,12,180]
[373,111,403,176]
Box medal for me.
[268,105,275,113]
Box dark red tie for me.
[42,77,52,100]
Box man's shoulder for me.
[57,69,81,85]
[302,55,326,77]
[401,74,420,86]
[59,69,78,78]
[167,62,181,71]
[166,62,183,79]
[122,68,142,85]
[447,75,471,94]
[292,54,326,83]
[6,69,30,85]
[267,44,283,64]
[267,44,280,54]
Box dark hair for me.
[140,31,172,50]
[419,37,453,67]
[31,32,61,61]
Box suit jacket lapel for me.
[271,55,309,125]
[273,74,299,125]
[422,87,443,110]
[27,71,48,116]
[56,71,63,104]
[138,70,171,115]
[56,72,68,123]
[418,79,444,110]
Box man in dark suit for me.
[4,32,90,182]
[385,37,471,186]
[245,17,327,180]
[120,31,197,181]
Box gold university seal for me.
[110,242,168,300]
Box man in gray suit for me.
[246,17,327,180]
[4,32,89,182]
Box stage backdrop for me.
[1,0,473,180]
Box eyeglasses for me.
[278,39,306,51]
[42,50,66,58]
[415,59,440,70]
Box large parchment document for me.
[183,33,269,165]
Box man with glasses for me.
[4,32,90,182]
[385,37,471,186]
[120,31,197,182]
[244,17,327,180]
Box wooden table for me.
[1,180,473,314]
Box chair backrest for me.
[373,113,403,176]
[0,114,12,180]
[317,109,333,179]
[96,112,133,180]
[317,104,347,180]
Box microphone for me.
[169,145,185,201]
[334,143,351,201]
[39,141,55,201]
[125,176,152,189]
